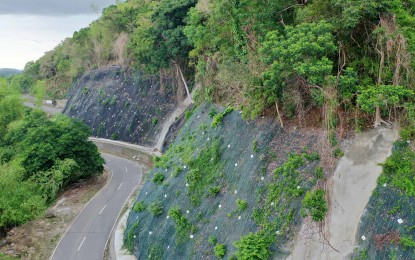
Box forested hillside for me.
[0,69,21,77]
[0,78,104,234]
[11,0,415,139]
[4,0,415,259]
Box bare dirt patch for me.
[0,170,109,260]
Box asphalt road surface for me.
[50,154,142,260]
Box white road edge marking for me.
[99,205,107,215]
[125,166,128,172]
[78,236,86,252]
[117,183,123,191]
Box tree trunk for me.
[275,101,284,128]
[374,105,391,128]
[374,105,382,128]
[175,63,191,100]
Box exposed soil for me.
[0,171,109,260]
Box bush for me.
[302,189,327,222]
[400,237,415,249]
[211,107,233,127]
[214,244,226,259]
[208,235,217,245]
[315,166,324,179]
[208,186,221,196]
[151,117,158,126]
[168,207,192,243]
[234,232,272,260]
[209,107,218,117]
[149,201,163,216]
[171,166,182,177]
[152,173,165,184]
[236,198,247,211]
[133,201,146,212]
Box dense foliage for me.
[11,0,413,135]
[0,81,104,231]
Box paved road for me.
[50,154,142,260]
[22,94,64,115]
[23,101,63,115]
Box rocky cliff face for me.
[63,66,179,146]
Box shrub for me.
[315,166,324,179]
[302,189,327,222]
[208,186,221,196]
[209,107,218,117]
[124,221,139,252]
[400,236,415,249]
[171,166,182,177]
[211,107,233,127]
[152,117,158,126]
[168,207,192,243]
[208,235,217,245]
[152,173,165,184]
[184,108,195,120]
[234,232,272,260]
[149,201,163,216]
[214,244,226,259]
[236,198,247,211]
[133,201,146,212]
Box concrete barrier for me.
[90,137,159,168]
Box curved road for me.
[50,154,142,260]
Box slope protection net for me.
[124,103,321,259]
[353,141,415,260]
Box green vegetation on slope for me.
[0,83,104,232]
[124,104,324,259]
[354,140,415,259]
[11,0,414,136]
[0,69,21,77]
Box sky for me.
[0,0,117,69]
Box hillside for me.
[124,103,325,259]
[63,66,179,146]
[2,0,415,259]
[0,68,21,77]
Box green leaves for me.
[261,20,336,90]
[302,189,327,222]
[234,232,272,260]
[0,106,104,231]
[357,85,414,113]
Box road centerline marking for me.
[117,183,123,191]
[77,236,86,252]
[125,166,128,172]
[99,205,107,215]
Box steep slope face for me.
[353,140,415,259]
[124,103,325,259]
[288,127,398,260]
[63,66,179,146]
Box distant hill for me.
[0,68,22,77]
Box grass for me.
[235,150,321,258]
[302,189,327,222]
[236,199,247,212]
[133,201,146,212]
[149,201,163,216]
[185,138,222,206]
[152,173,165,185]
[214,244,226,259]
[378,140,415,196]
[168,207,193,244]
[124,221,139,252]
[211,107,233,127]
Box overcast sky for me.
[0,0,117,69]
